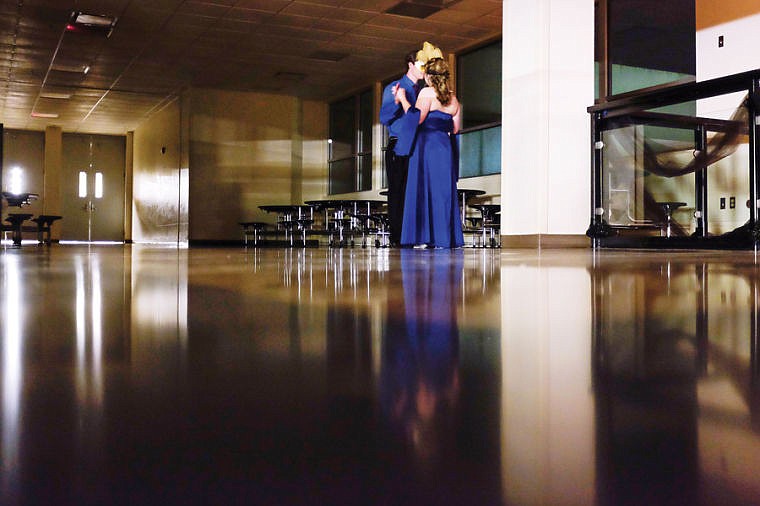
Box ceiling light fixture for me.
[67,11,117,37]
[51,63,90,74]
[31,112,59,118]
[40,92,72,100]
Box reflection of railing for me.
[587,68,760,249]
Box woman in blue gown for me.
[395,57,464,249]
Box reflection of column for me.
[501,265,594,506]
[2,255,23,502]
[131,247,188,377]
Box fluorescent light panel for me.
[51,63,89,73]
[74,13,116,28]
[40,92,72,99]
[67,11,117,36]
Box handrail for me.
[459,121,501,135]
[588,68,760,118]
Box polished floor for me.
[1,244,760,505]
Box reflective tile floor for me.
[1,244,760,505]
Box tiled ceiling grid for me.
[0,0,501,134]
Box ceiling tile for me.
[0,0,501,134]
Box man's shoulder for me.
[383,78,402,92]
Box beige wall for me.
[3,129,44,218]
[187,88,321,241]
[697,0,760,29]
[696,0,760,234]
[128,88,328,244]
[124,132,133,242]
[43,126,62,222]
[132,99,184,242]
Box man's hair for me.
[404,50,417,67]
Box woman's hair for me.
[424,58,452,105]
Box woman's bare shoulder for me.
[444,94,460,115]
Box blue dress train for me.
[401,110,464,249]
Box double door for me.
[62,134,125,242]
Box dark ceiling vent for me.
[275,72,306,82]
[386,0,446,19]
[66,11,117,37]
[308,51,349,62]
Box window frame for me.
[328,88,373,195]
[456,39,503,179]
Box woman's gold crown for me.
[416,41,443,66]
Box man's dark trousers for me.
[385,137,409,247]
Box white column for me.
[502,0,594,244]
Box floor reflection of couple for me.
[381,249,463,466]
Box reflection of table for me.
[656,201,687,237]
[457,189,486,225]
[2,192,39,207]
[3,213,33,246]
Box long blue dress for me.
[400,110,464,249]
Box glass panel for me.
[601,119,749,236]
[611,65,693,96]
[329,97,355,162]
[381,126,389,189]
[8,166,22,194]
[358,90,373,154]
[329,158,354,195]
[459,125,501,179]
[79,171,87,198]
[357,154,372,192]
[329,88,372,193]
[95,172,103,198]
[458,41,502,129]
[606,0,695,95]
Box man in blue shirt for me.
[379,50,424,247]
